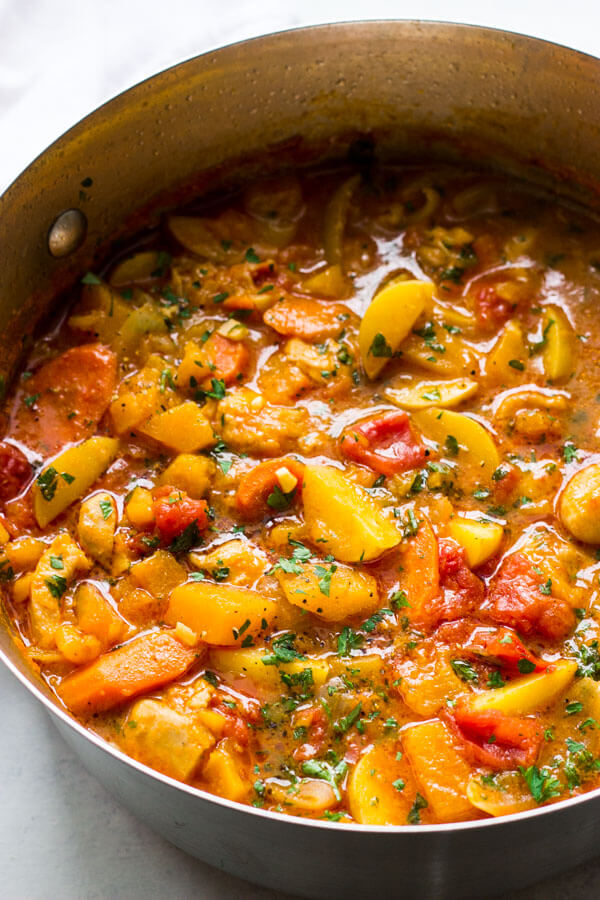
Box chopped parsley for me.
[519,765,562,804]
[368,333,393,358]
[81,272,102,285]
[262,633,306,666]
[99,498,113,520]
[168,520,201,554]
[517,658,536,674]
[45,574,68,600]
[301,758,348,801]
[407,792,428,824]
[334,701,362,734]
[267,484,296,511]
[445,434,459,457]
[450,659,479,683]
[337,626,364,656]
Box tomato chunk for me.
[235,457,305,518]
[483,552,576,641]
[424,538,484,628]
[209,693,261,747]
[465,625,548,674]
[340,411,426,476]
[0,442,31,504]
[474,284,513,330]
[153,486,209,544]
[452,703,543,770]
[10,344,117,455]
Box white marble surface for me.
[3,1,600,897]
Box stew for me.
[3,164,600,825]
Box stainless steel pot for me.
[2,21,600,899]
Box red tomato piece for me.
[474,284,513,330]
[209,693,261,748]
[10,343,117,455]
[465,625,549,674]
[152,486,209,544]
[425,537,485,628]
[483,552,576,641]
[452,703,543,770]
[340,411,426,476]
[292,706,328,763]
[235,457,305,518]
[0,442,31,504]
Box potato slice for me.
[109,251,163,286]
[30,534,91,648]
[189,539,269,587]
[485,319,527,381]
[400,326,477,378]
[110,367,161,435]
[558,463,600,544]
[115,302,168,358]
[168,215,243,262]
[448,516,504,568]
[302,264,348,298]
[202,740,249,802]
[55,623,101,664]
[347,740,419,825]
[542,304,576,382]
[33,437,119,528]
[125,486,155,529]
[158,453,216,499]
[209,646,329,698]
[138,401,215,453]
[402,720,475,822]
[385,377,478,410]
[277,562,379,621]
[130,550,186,600]
[329,653,385,681]
[396,644,464,715]
[124,698,215,781]
[465,659,577,715]
[166,580,277,645]
[0,537,46,574]
[75,582,127,649]
[359,279,433,379]
[323,174,361,266]
[412,408,499,483]
[467,773,535,817]
[302,465,401,562]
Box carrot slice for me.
[57,631,199,715]
[396,516,439,621]
[196,333,249,386]
[235,457,305,517]
[263,298,350,342]
[10,343,117,455]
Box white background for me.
[2,1,600,897]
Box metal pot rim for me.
[2,17,600,838]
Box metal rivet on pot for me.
[47,208,87,258]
